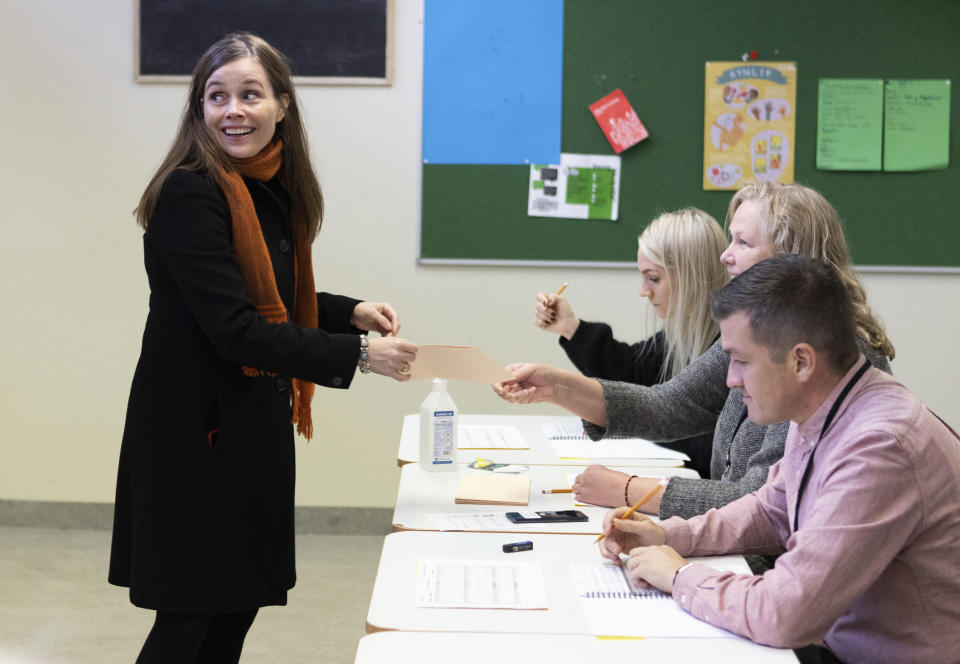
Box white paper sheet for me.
[416,558,547,609]
[459,425,529,449]
[551,438,689,461]
[425,512,516,531]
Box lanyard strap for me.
[792,358,871,532]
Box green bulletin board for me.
[420,0,959,269]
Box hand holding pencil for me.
[595,494,668,562]
[534,282,580,339]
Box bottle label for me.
[431,412,455,464]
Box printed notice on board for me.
[528,153,621,221]
[703,62,797,190]
[817,79,884,171]
[884,79,951,171]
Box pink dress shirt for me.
[660,358,960,663]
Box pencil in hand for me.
[546,281,568,309]
[593,481,663,544]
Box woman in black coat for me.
[109,33,417,663]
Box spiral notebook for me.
[572,561,668,599]
[541,421,589,441]
[571,558,747,638]
[542,422,689,462]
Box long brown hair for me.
[135,32,324,242]
[726,181,895,359]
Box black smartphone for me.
[505,510,589,523]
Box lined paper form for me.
[425,512,516,531]
[459,425,529,449]
[416,558,547,609]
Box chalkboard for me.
[137,0,391,85]
[420,0,959,270]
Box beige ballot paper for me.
[455,474,531,506]
[409,345,512,382]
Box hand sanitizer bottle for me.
[419,378,457,472]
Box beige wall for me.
[2,0,957,508]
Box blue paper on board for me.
[423,0,564,165]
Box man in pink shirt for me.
[600,255,960,664]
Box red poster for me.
[589,89,649,154]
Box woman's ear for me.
[276,93,290,123]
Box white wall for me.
[1,0,957,508]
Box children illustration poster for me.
[703,62,797,190]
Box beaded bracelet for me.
[624,475,639,506]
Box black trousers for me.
[136,608,258,664]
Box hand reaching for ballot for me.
[352,301,400,337]
[534,293,580,339]
[492,363,561,404]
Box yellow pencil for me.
[593,483,662,544]
[556,281,568,296]
[541,488,573,494]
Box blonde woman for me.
[535,208,729,476]
[500,182,893,532]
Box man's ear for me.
[790,343,817,384]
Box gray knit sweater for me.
[584,337,891,520]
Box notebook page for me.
[571,561,736,638]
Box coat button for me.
[278,238,291,254]
[332,377,343,387]
[275,378,287,393]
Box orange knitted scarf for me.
[214,140,317,440]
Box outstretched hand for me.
[492,363,561,404]
[352,301,400,337]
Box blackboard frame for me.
[135,0,393,86]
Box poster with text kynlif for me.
[703,62,797,190]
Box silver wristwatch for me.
[358,334,371,374]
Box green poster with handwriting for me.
[884,80,951,171]
[817,79,883,171]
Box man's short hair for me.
[710,254,859,370]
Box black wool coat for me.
[109,169,362,613]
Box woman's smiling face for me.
[203,57,287,160]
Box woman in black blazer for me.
[109,33,417,663]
